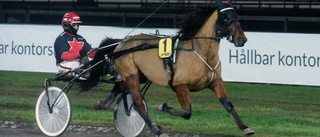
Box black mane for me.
[178,5,217,40]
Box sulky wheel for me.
[35,86,72,136]
[114,90,148,137]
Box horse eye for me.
[224,16,232,23]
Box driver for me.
[54,12,96,79]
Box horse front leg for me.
[94,81,127,110]
[125,74,166,137]
[210,78,255,135]
[158,84,192,120]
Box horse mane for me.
[80,37,121,91]
[177,5,217,40]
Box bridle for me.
[216,6,242,43]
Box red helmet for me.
[61,13,82,30]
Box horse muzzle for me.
[234,37,247,47]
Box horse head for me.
[216,0,247,47]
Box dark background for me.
[1,0,320,33]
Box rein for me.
[188,36,221,41]
[93,5,238,88]
[96,36,221,52]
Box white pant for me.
[57,59,81,73]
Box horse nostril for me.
[237,37,247,47]
[241,38,247,43]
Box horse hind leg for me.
[210,78,255,135]
[157,103,192,119]
[94,70,148,110]
[157,84,192,120]
[125,74,168,136]
[94,81,126,110]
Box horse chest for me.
[174,52,214,88]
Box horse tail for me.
[80,37,121,91]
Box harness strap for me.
[207,60,220,87]
[167,58,175,92]
[173,38,179,64]
[192,39,220,87]
[176,39,194,51]
[194,50,220,87]
[108,43,158,59]
[163,38,178,92]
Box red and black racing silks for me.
[54,31,93,65]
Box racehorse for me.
[81,0,254,136]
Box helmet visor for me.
[71,20,82,24]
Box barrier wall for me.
[0,24,319,86]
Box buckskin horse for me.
[81,0,255,136]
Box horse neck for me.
[193,10,220,64]
[194,10,218,39]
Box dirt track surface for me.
[0,120,226,137]
[0,120,119,137]
[0,128,111,137]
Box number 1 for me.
[163,39,167,52]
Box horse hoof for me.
[158,133,169,137]
[243,127,255,135]
[150,124,163,136]
[93,101,102,110]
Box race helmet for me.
[61,12,82,35]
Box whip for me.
[92,0,168,52]
[124,0,168,39]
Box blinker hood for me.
[215,0,235,38]
[215,0,233,11]
[215,0,227,10]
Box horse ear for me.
[215,0,226,10]
[228,0,232,6]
